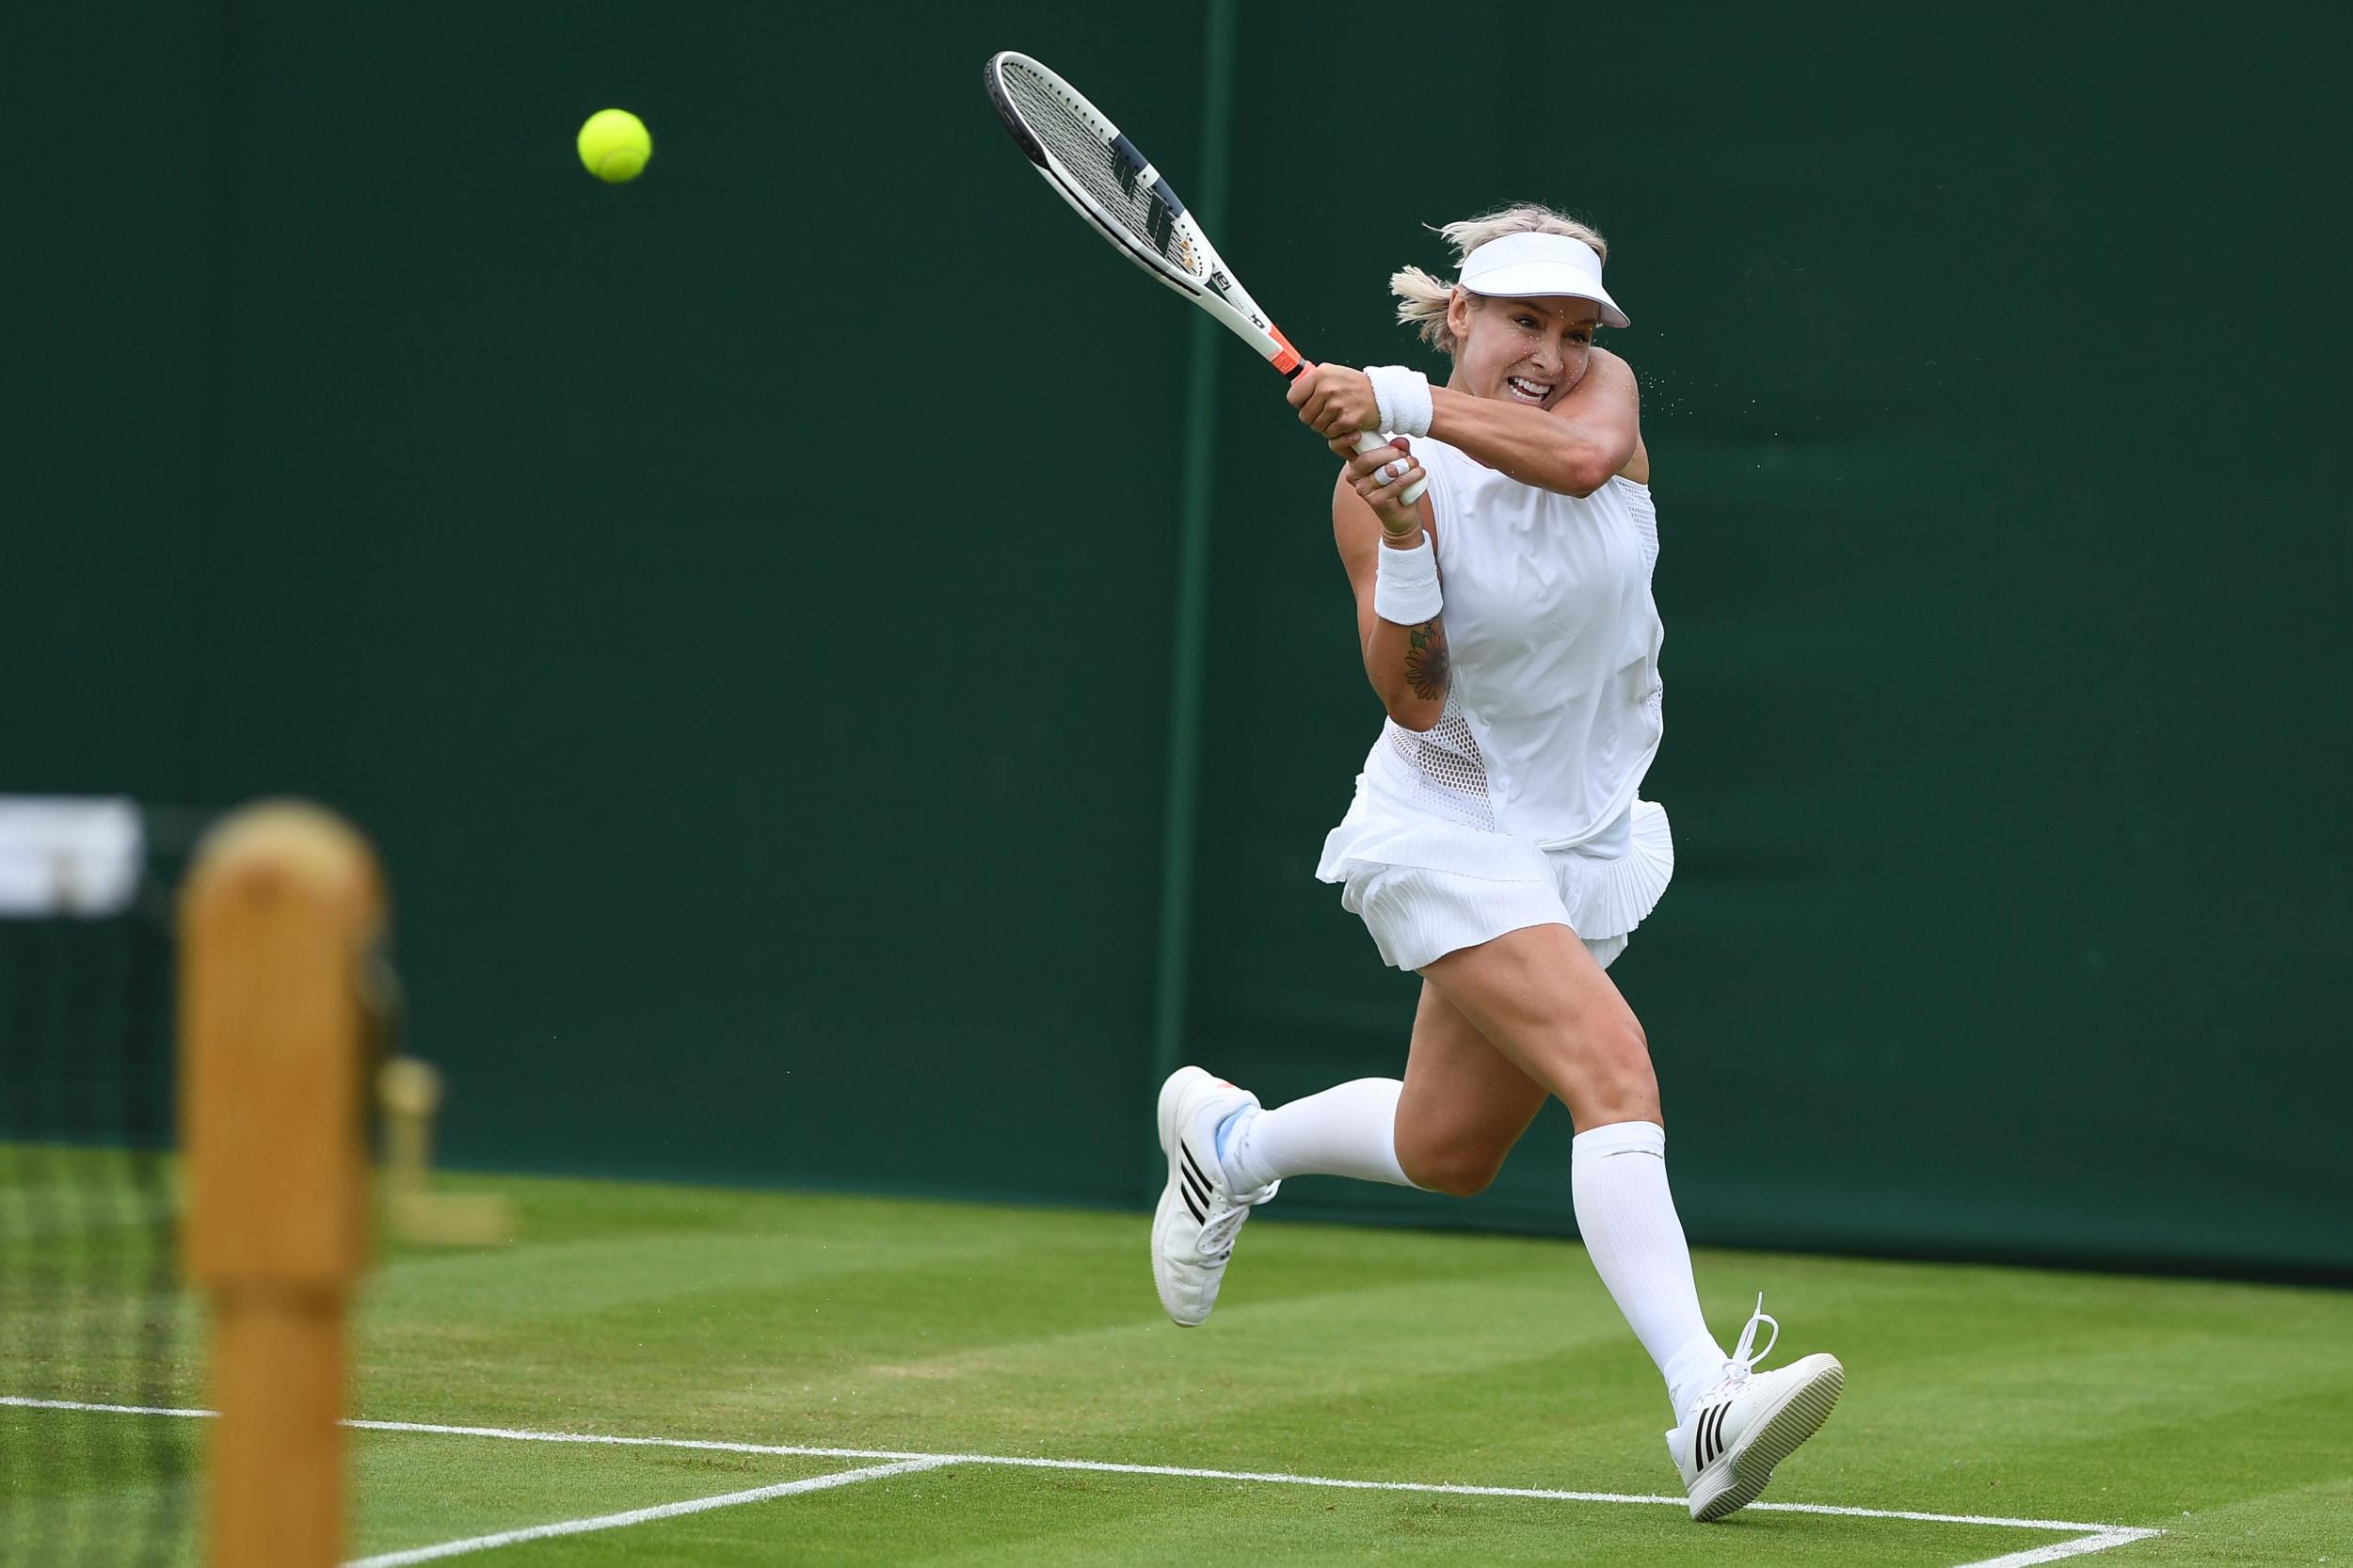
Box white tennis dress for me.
[1316,434,1673,971]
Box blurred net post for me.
[379,1056,514,1248]
[178,803,382,1568]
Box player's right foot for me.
[1151,1065,1277,1327]
[1666,1296,1845,1522]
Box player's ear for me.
[1445,287,1475,348]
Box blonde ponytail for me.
[1388,264,1456,354]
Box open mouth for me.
[1505,376,1552,405]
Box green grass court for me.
[5,1153,2346,1565]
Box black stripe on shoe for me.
[1180,1141,1213,1195]
[1178,1143,1211,1206]
[1178,1138,1219,1224]
[1692,1403,1719,1469]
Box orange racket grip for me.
[1270,325,1305,377]
[1282,343,1428,504]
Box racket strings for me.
[1000,63,1198,278]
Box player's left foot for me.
[1151,1065,1277,1327]
[1666,1296,1845,1522]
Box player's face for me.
[1447,293,1602,412]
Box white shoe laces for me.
[1193,1178,1276,1263]
[1723,1294,1780,1386]
[1196,1201,1253,1261]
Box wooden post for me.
[180,803,381,1568]
[378,1056,516,1247]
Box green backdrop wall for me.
[6,3,2345,1279]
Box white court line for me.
[1947,1535,2161,1568]
[343,1458,952,1567]
[4,1396,2165,1566]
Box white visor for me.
[1457,232,1628,329]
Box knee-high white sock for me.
[1570,1121,1726,1423]
[1217,1078,1418,1192]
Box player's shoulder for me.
[1553,347,1638,422]
[1587,344,1638,392]
[1583,350,1646,482]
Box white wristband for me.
[1366,365,1433,438]
[1372,534,1443,625]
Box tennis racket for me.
[983,50,1427,504]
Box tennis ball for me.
[577,108,651,184]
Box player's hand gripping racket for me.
[983,50,1426,504]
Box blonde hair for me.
[1390,203,1610,356]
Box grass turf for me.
[3,1150,2347,1565]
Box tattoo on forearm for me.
[1403,619,1451,701]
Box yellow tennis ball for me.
[577,108,651,184]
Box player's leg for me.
[1392,978,1553,1193]
[1218,979,1546,1196]
[1421,922,1842,1520]
[1152,956,1547,1327]
[1158,932,1617,1328]
[1419,921,1721,1416]
[1418,920,1657,1128]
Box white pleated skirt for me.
[1314,769,1674,974]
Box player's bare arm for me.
[1332,440,1446,732]
[1289,350,1639,500]
[1427,346,1640,497]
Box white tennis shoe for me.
[1666,1296,1846,1522]
[1151,1065,1278,1327]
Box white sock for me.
[1218,1078,1418,1192]
[1570,1120,1726,1423]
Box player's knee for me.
[1602,1016,1652,1079]
[1582,1019,1659,1125]
[1401,1141,1509,1198]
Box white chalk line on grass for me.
[4,1395,2165,1567]
[342,1458,954,1568]
[1948,1535,2164,1568]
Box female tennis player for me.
[1149,206,1844,1522]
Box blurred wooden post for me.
[181,803,380,1568]
[378,1055,516,1247]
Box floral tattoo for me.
[1403,619,1451,701]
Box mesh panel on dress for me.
[1625,481,1666,728]
[1385,696,1495,829]
[1625,480,1661,573]
[1001,63,1199,277]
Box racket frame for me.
[984,52,1307,379]
[985,51,1425,503]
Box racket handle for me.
[1353,431,1429,505]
